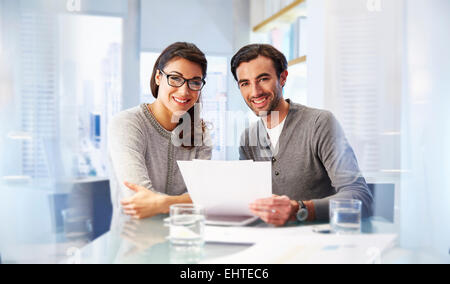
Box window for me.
[58,15,123,179]
[325,1,403,176]
[12,13,123,182]
[200,56,228,160]
[19,12,58,180]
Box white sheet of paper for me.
[204,225,316,244]
[177,160,272,216]
[202,234,398,264]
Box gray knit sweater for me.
[108,104,212,218]
[239,100,374,220]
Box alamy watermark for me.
[367,0,382,12]
[66,247,81,264]
[170,104,282,157]
[66,0,81,12]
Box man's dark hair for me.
[230,44,288,81]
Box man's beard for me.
[252,91,282,118]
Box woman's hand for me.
[120,181,169,219]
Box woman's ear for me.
[155,70,161,86]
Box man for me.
[231,44,373,226]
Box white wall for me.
[18,0,127,16]
[122,0,141,110]
[229,0,251,114]
[322,0,404,175]
[304,0,450,262]
[0,0,22,177]
[401,0,450,262]
[249,0,265,29]
[314,0,450,261]
[306,0,326,109]
[232,0,251,56]
[140,0,234,55]
[227,0,251,160]
[0,0,3,56]
[74,0,127,16]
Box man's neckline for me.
[261,99,291,130]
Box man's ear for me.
[280,70,288,87]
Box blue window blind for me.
[19,12,58,180]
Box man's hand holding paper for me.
[249,195,297,227]
[177,160,272,224]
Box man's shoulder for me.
[240,100,337,141]
[287,100,335,127]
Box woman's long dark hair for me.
[150,42,208,149]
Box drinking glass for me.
[330,199,362,234]
[166,204,205,247]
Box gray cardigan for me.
[108,104,212,218]
[239,100,373,220]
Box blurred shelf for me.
[253,0,307,33]
[288,55,307,67]
[380,131,401,136]
[6,131,33,140]
[59,177,109,184]
[1,176,32,183]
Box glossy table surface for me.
[75,215,427,264]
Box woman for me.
[108,42,212,220]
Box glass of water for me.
[330,199,362,234]
[167,204,205,247]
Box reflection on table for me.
[76,215,408,264]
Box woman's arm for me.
[108,114,156,194]
[108,113,169,218]
[121,182,192,219]
[165,193,192,210]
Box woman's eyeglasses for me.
[159,69,206,91]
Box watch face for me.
[297,208,308,222]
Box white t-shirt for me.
[263,117,287,148]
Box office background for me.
[0,0,449,263]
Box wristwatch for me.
[296,201,309,222]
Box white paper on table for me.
[204,225,316,244]
[202,234,398,264]
[177,160,272,216]
[192,159,254,164]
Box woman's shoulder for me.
[109,104,147,133]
